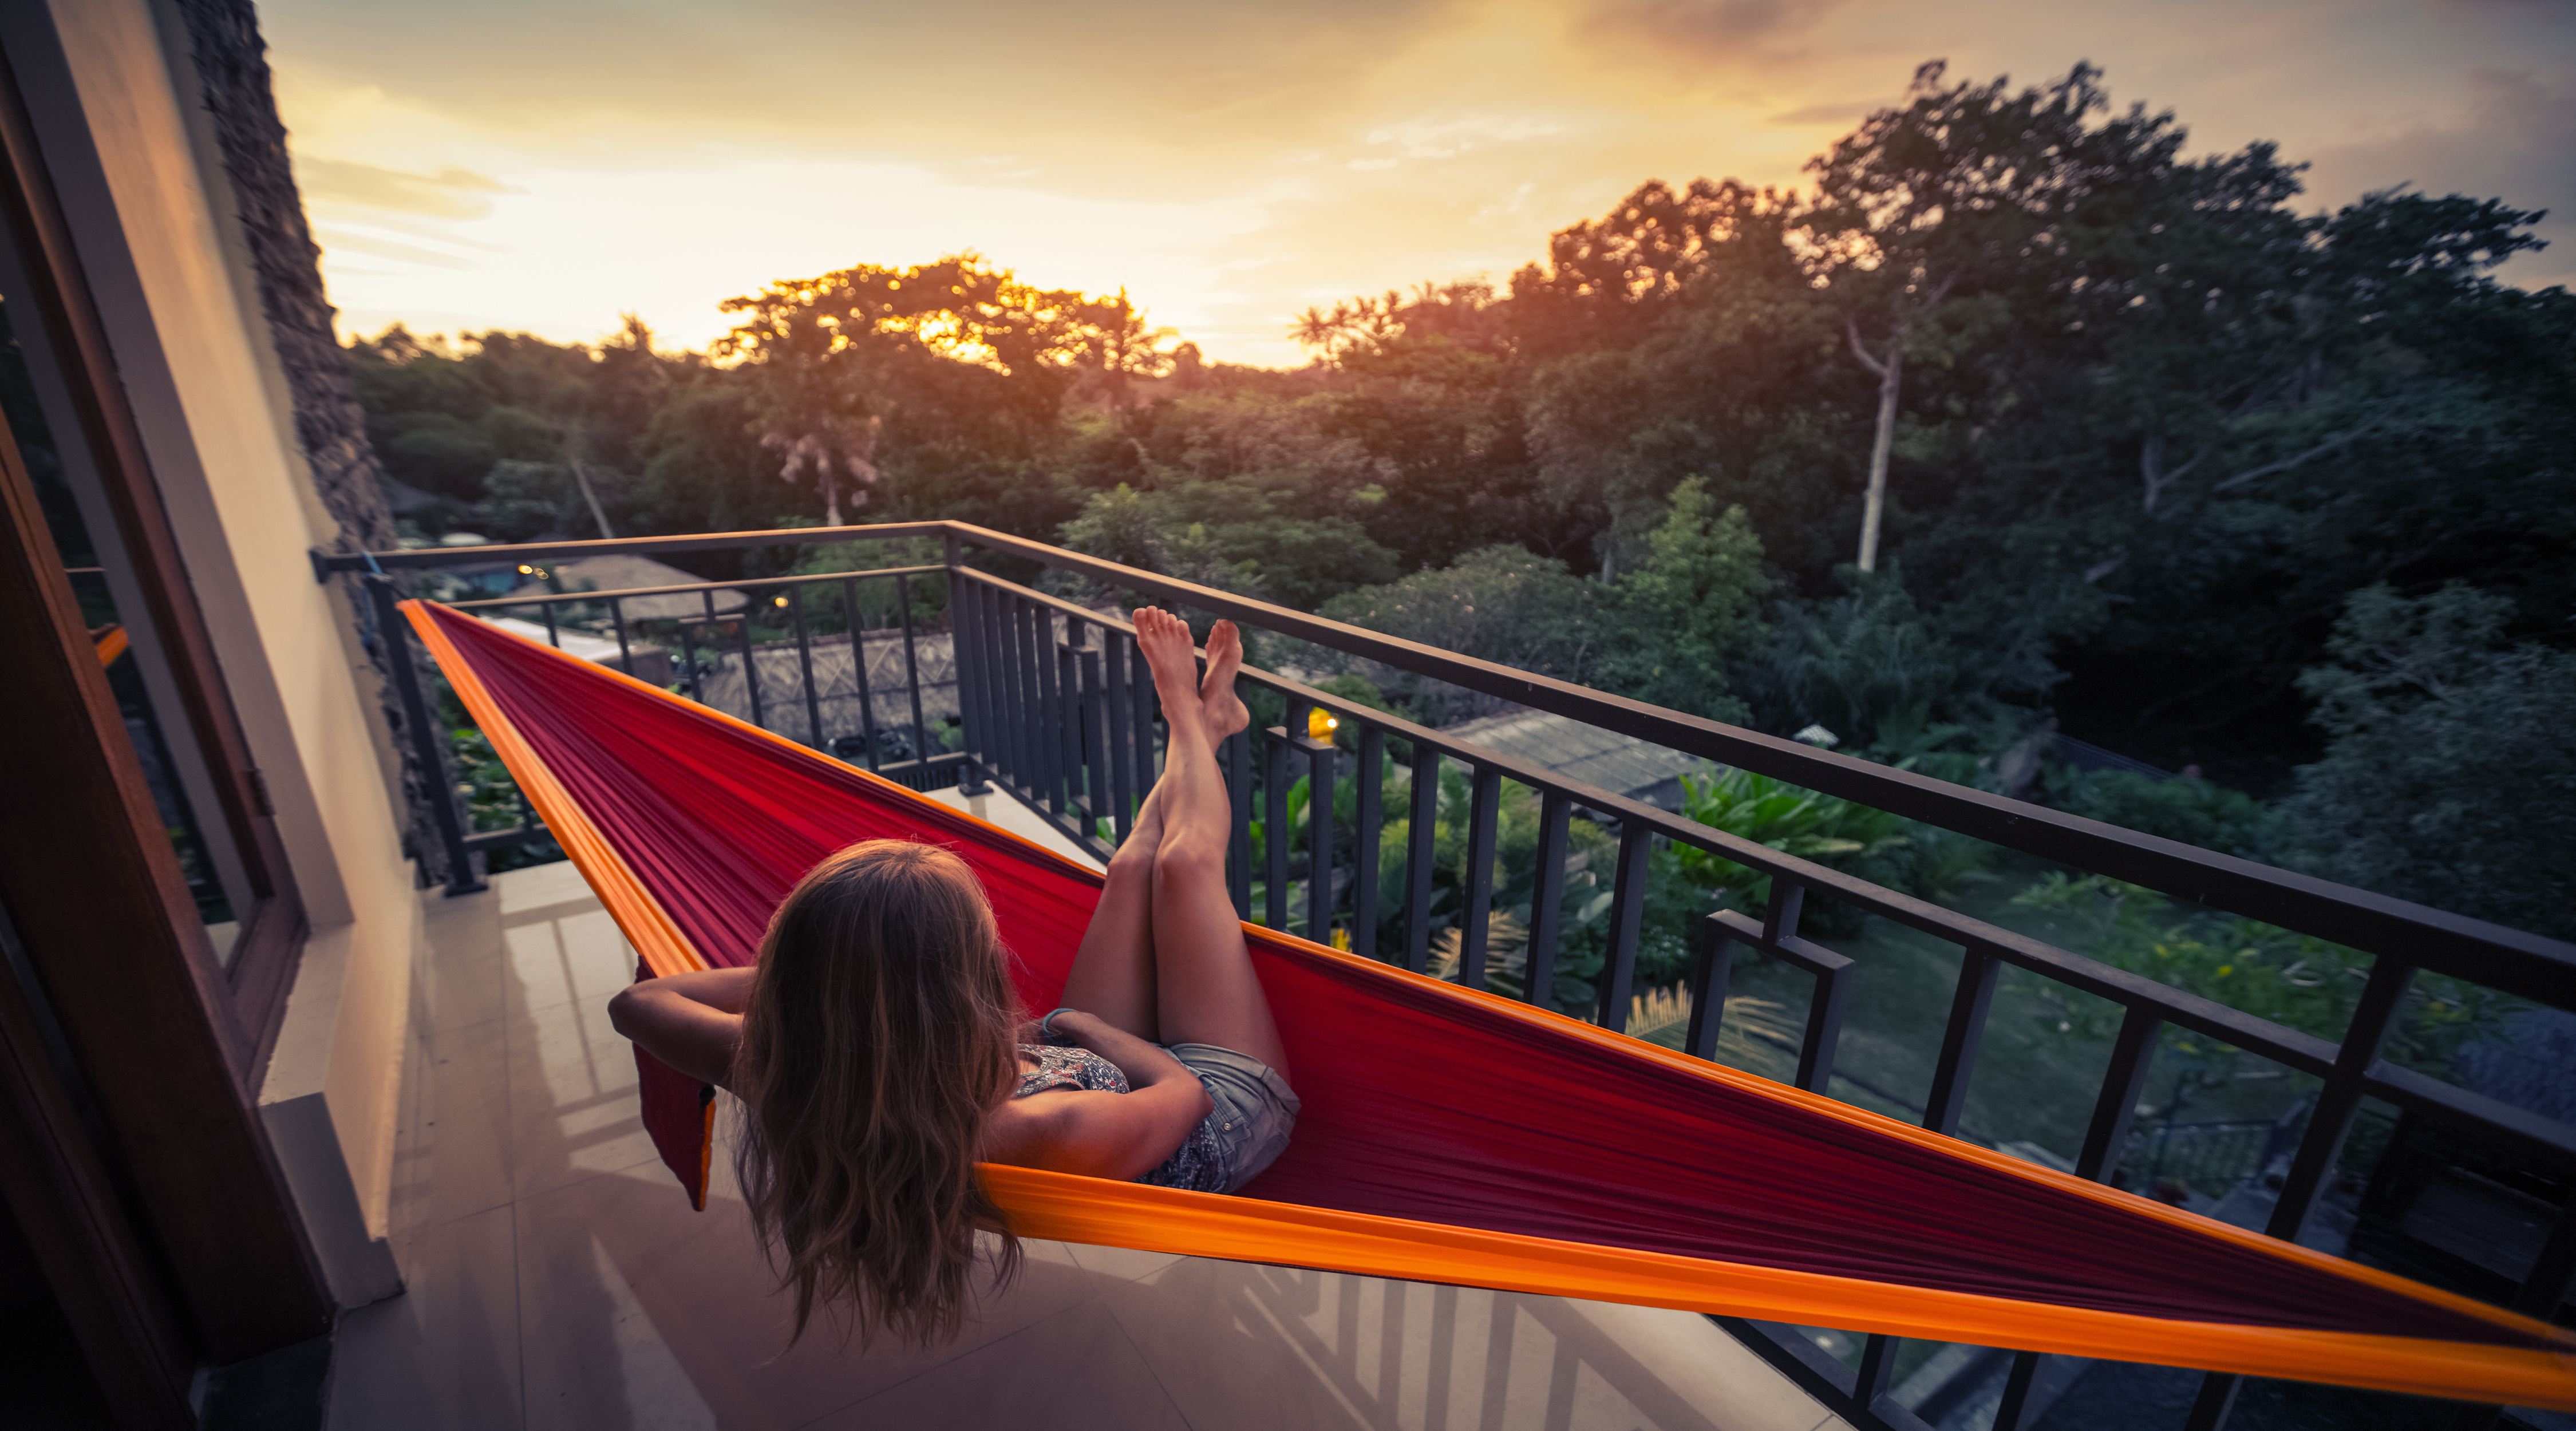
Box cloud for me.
[1765,98,1876,126]
[311,228,485,270]
[298,157,519,218]
[2301,66,2576,287]
[260,0,1454,195]
[1578,0,1843,73]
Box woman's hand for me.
[607,966,756,1089]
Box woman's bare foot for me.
[1200,620,1249,740]
[1133,608,1211,736]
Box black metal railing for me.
[317,522,2575,1431]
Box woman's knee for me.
[1106,834,1157,886]
[1152,836,1225,891]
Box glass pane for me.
[0,285,250,962]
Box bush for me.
[2271,584,2576,939]
[2050,768,2267,859]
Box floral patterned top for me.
[1014,1043,1224,1192]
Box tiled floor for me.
[331,851,1849,1430]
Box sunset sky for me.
[261,0,2575,369]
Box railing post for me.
[788,577,823,746]
[2266,955,2416,1242]
[1054,636,1081,821]
[948,570,987,793]
[1597,820,1651,1031]
[368,578,483,895]
[1352,727,1384,963]
[1923,948,2000,1135]
[1404,749,1441,974]
[1457,766,1502,988]
[1685,912,1735,1061]
[899,570,929,769]
[1301,726,1337,942]
[845,578,883,772]
[2079,1005,2162,1181]
[1101,633,1133,840]
[1523,791,1572,1007]
[1262,724,1290,929]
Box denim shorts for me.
[1164,1042,1299,1192]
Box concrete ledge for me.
[258,911,417,1309]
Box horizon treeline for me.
[348,60,2575,938]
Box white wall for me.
[19,0,422,1307]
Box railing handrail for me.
[315,523,2576,1003]
[438,564,947,611]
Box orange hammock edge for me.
[985,1163,2576,1410]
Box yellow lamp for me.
[1308,707,1340,741]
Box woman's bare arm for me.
[607,966,756,1090]
[982,1010,1211,1180]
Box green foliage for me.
[2049,769,2268,859]
[1666,763,1997,939]
[784,528,951,631]
[2272,584,2576,939]
[1319,545,1602,726]
[1592,477,1769,722]
[1743,563,2059,750]
[2011,873,2521,1086]
[1669,764,1913,911]
[1056,473,1399,611]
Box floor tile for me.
[421,886,506,1032]
[503,903,635,1017]
[1105,1259,1828,1431]
[513,1163,1119,1429]
[804,1301,1188,1431]
[504,994,659,1201]
[496,860,607,916]
[414,1014,517,1227]
[1058,1239,1187,1284]
[329,1203,521,1430]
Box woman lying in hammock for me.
[608,608,1298,1341]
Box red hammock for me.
[405,599,2574,1408]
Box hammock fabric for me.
[405,599,2574,1409]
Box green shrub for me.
[2050,768,2267,859]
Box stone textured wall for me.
[168,0,460,886]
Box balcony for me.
[317,521,2576,1431]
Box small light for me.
[1307,707,1339,741]
[518,564,534,574]
[774,595,789,607]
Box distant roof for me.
[503,554,748,622]
[479,616,626,663]
[1436,707,1705,809]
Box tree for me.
[1319,546,1602,724]
[2272,584,2576,940]
[1803,61,2184,570]
[1593,476,1768,722]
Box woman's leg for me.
[1053,781,1167,1040]
[1051,623,1242,1042]
[1132,611,1290,1079]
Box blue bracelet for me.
[1040,1007,1078,1040]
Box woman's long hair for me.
[731,840,1022,1343]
